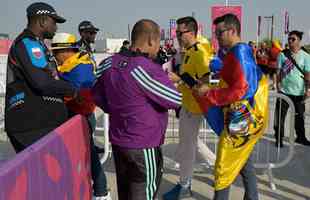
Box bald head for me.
[131,19,160,46]
[130,19,161,59]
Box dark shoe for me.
[295,138,310,146]
[95,145,105,154]
[163,184,192,200]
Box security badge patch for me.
[31,47,43,59]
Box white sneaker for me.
[93,191,112,200]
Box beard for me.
[43,31,55,40]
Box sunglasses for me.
[288,37,297,42]
[215,28,231,37]
[176,30,191,37]
[85,31,98,35]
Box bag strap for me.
[282,49,304,78]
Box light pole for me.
[264,15,274,42]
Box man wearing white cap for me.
[51,32,111,200]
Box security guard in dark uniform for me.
[77,21,99,67]
[5,2,78,153]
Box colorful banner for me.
[169,19,177,39]
[211,5,242,50]
[0,115,92,200]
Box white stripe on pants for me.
[177,107,216,185]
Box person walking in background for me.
[274,30,310,147]
[268,40,282,89]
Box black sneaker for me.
[95,145,105,154]
[295,138,310,146]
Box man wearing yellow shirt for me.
[163,16,216,200]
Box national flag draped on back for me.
[194,43,269,190]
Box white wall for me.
[0,55,7,93]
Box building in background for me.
[95,38,127,53]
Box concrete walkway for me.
[1,125,309,200]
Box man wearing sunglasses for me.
[163,16,215,200]
[193,13,267,200]
[274,30,310,147]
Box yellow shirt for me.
[178,42,214,114]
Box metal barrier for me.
[253,92,295,190]
[95,113,111,164]
[162,91,296,191]
[0,88,300,191]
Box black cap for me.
[78,21,99,32]
[27,2,66,23]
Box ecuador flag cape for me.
[194,43,269,190]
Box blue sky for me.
[1,0,310,43]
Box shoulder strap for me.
[282,49,304,78]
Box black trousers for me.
[274,94,306,142]
[112,145,163,200]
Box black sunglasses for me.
[85,30,98,35]
[288,37,297,42]
[176,30,191,37]
[215,28,231,37]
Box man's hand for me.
[193,84,209,97]
[168,72,181,83]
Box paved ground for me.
[0,92,310,200]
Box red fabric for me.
[66,89,96,115]
[256,49,269,66]
[193,92,212,113]
[268,47,281,69]
[196,52,248,108]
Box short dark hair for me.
[289,30,303,40]
[176,16,198,35]
[123,40,130,46]
[213,13,241,36]
[131,19,160,45]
